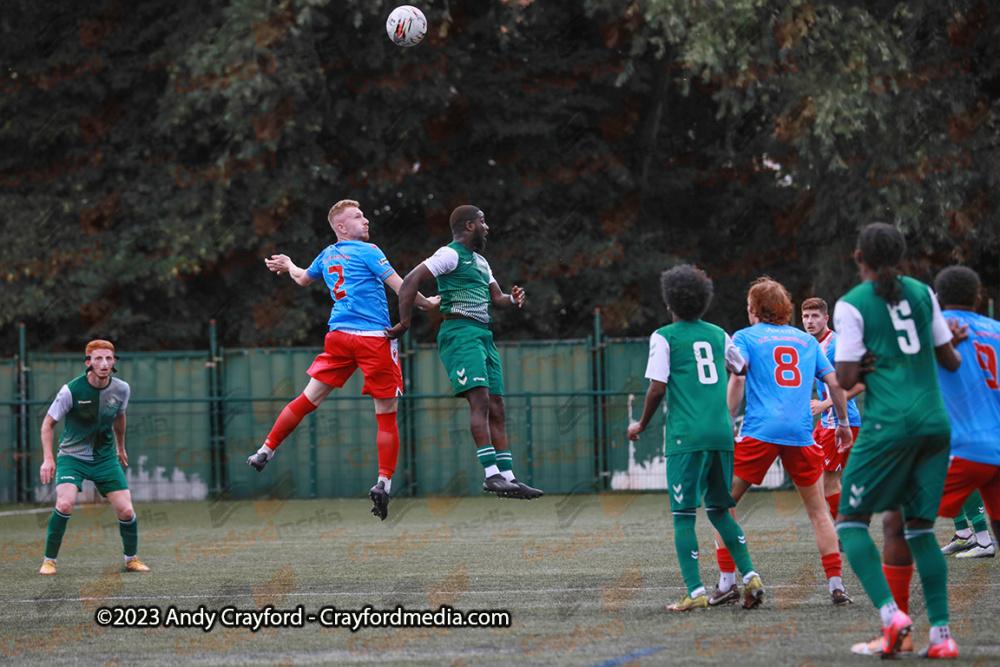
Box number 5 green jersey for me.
[833,276,953,443]
[644,320,746,454]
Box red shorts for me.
[937,456,1000,519]
[307,330,402,399]
[812,423,860,472]
[734,436,824,488]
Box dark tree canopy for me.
[2,0,997,353]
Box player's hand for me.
[117,446,129,468]
[948,318,969,345]
[626,422,643,440]
[510,285,525,308]
[40,460,55,485]
[417,295,442,311]
[809,399,827,416]
[858,351,877,380]
[384,322,409,340]
[835,424,854,453]
[265,254,293,274]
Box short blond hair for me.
[328,199,360,227]
[85,339,115,357]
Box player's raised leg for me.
[489,394,541,499]
[249,377,332,471]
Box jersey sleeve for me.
[364,244,395,281]
[47,385,73,422]
[488,266,497,286]
[305,249,326,280]
[422,246,459,277]
[644,332,670,384]
[833,300,867,362]
[724,333,746,373]
[812,337,833,378]
[731,329,750,364]
[928,287,953,347]
[118,382,130,414]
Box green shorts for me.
[437,319,504,396]
[837,431,950,521]
[55,454,128,496]
[667,450,737,512]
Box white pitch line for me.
[6,586,682,604]
[0,508,54,517]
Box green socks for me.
[477,445,499,477]
[707,508,755,577]
[672,511,704,596]
[45,510,71,560]
[837,522,894,608]
[905,527,950,627]
[120,514,138,558]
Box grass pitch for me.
[1,492,997,666]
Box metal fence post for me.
[208,319,223,498]
[16,323,29,503]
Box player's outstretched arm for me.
[39,414,57,485]
[490,282,525,309]
[935,342,961,372]
[384,272,441,311]
[265,254,315,286]
[627,380,666,440]
[386,264,434,340]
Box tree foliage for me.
[1,0,996,354]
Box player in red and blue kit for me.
[801,297,864,520]
[712,277,855,607]
[248,200,438,521]
[935,267,1000,556]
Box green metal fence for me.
[3,318,682,503]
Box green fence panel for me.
[1,357,18,503]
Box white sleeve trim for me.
[422,247,459,277]
[645,332,670,384]
[928,286,953,347]
[833,300,867,362]
[724,333,746,373]
[47,385,72,422]
[118,381,130,413]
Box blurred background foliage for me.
[1,0,996,352]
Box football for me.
[386,5,427,48]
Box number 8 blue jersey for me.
[733,323,832,446]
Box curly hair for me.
[660,265,714,321]
[857,223,906,306]
[934,266,980,309]
[747,276,792,325]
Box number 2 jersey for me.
[645,320,746,454]
[936,309,1000,465]
[306,240,396,332]
[732,323,832,446]
[833,276,952,444]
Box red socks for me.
[265,394,318,450]
[821,552,842,579]
[376,412,400,479]
[716,545,736,573]
[826,492,841,519]
[884,563,914,615]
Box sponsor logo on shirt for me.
[378,258,389,265]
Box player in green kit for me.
[627,265,763,611]
[38,340,149,575]
[388,205,542,500]
[833,223,961,658]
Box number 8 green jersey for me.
[833,276,953,443]
[645,320,745,454]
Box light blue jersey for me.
[733,323,832,446]
[814,330,862,429]
[306,240,396,331]
[937,310,1000,465]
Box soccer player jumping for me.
[834,223,961,659]
[628,265,763,611]
[248,200,439,521]
[715,277,855,607]
[388,205,542,500]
